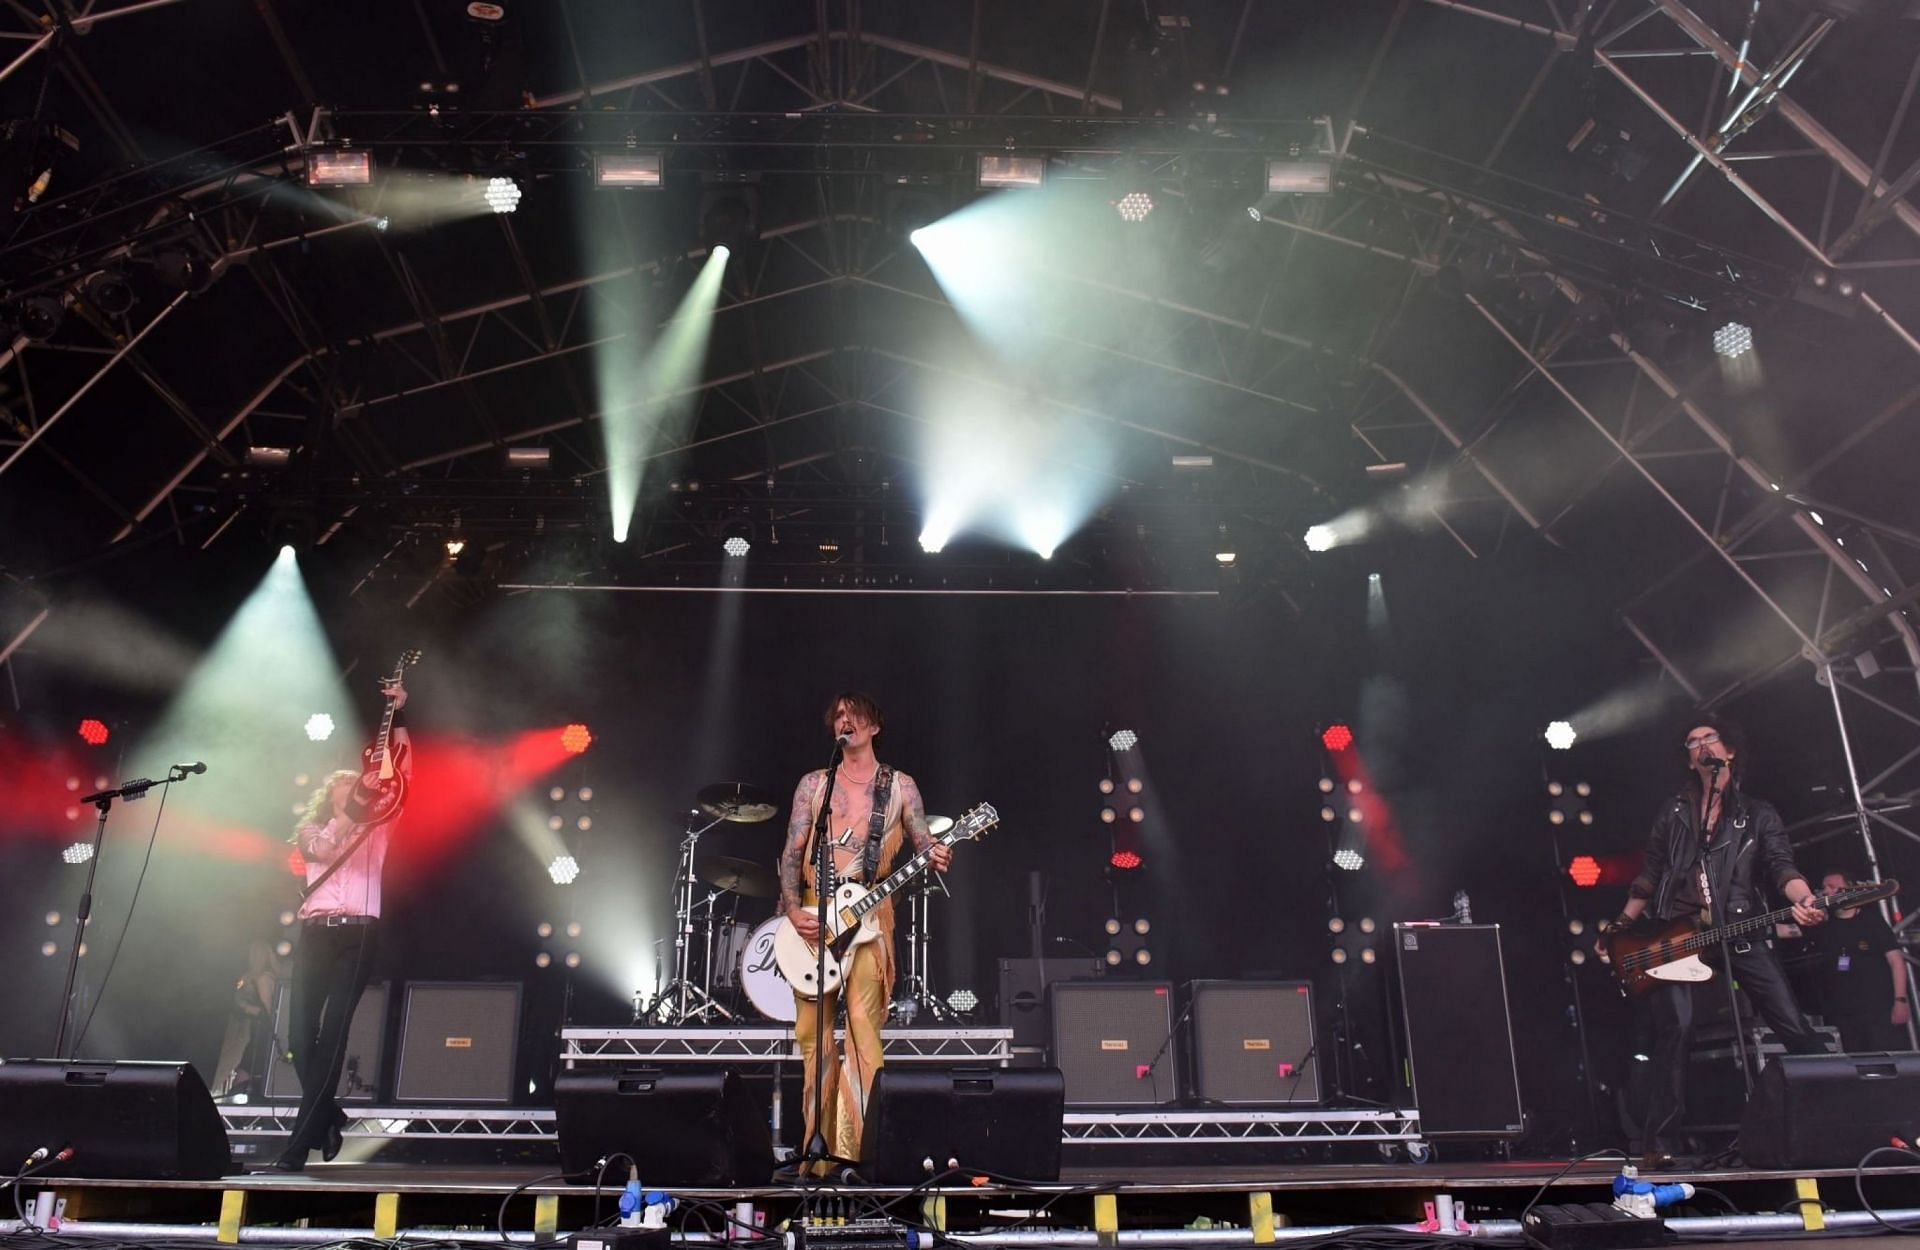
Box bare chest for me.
[825,777,882,876]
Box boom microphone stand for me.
[55,764,202,1058]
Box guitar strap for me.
[862,765,896,884]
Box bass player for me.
[775,692,950,1179]
[1607,714,1828,1168]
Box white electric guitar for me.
[774,801,999,999]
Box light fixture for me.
[445,539,467,557]
[564,952,582,968]
[1108,729,1138,752]
[484,176,522,214]
[561,723,593,755]
[977,153,1046,188]
[307,150,373,187]
[1712,321,1753,358]
[1321,724,1353,752]
[1171,455,1214,468]
[247,446,293,467]
[77,719,109,746]
[18,295,64,341]
[63,842,94,865]
[1266,159,1333,195]
[81,270,134,316]
[506,446,551,468]
[722,536,750,558]
[1568,856,1601,887]
[1115,190,1155,223]
[304,713,335,742]
[1303,524,1336,552]
[1333,847,1365,871]
[1545,720,1577,750]
[548,855,580,885]
[947,989,979,1013]
[594,151,664,189]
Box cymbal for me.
[697,854,779,898]
[697,781,780,824]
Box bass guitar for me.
[774,801,999,999]
[344,649,422,826]
[1604,879,1898,996]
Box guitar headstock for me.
[388,649,424,683]
[1830,878,1899,909]
[951,801,999,841]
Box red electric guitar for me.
[343,650,421,826]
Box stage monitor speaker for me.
[1050,981,1179,1107]
[1187,980,1320,1105]
[263,981,389,1103]
[861,1066,1065,1184]
[0,1059,230,1179]
[1392,923,1524,1137]
[1740,1052,1920,1169]
[393,981,520,1105]
[998,957,1100,1050]
[555,1067,774,1186]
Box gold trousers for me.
[791,939,889,1166]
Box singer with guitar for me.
[775,692,951,1180]
[1606,715,1829,1169]
[258,664,416,1173]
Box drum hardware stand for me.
[893,872,956,1021]
[644,809,737,1025]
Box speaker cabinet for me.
[1187,980,1320,1105]
[998,958,1101,1050]
[0,1060,230,1179]
[1050,981,1179,1106]
[393,982,521,1105]
[1740,1052,1920,1169]
[555,1067,774,1186]
[1393,923,1524,1137]
[861,1066,1065,1184]
[263,981,389,1104]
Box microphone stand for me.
[1137,995,1194,1107]
[803,738,849,1185]
[55,766,197,1058]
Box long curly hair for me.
[295,770,361,836]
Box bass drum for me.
[738,916,797,1023]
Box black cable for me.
[68,779,171,1057]
[591,1152,635,1229]
[495,1170,578,1247]
[1854,1144,1920,1234]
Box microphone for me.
[173,762,208,775]
[834,734,850,748]
[1702,756,1726,771]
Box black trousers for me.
[1829,1011,1905,1054]
[1643,939,1827,1149]
[280,919,379,1164]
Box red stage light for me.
[1321,724,1353,752]
[286,847,308,877]
[1568,855,1602,888]
[1110,850,1142,870]
[77,719,109,746]
[560,724,593,755]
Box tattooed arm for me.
[781,772,824,939]
[897,771,952,871]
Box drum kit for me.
[639,781,958,1026]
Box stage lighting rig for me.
[306,149,373,187]
[977,153,1046,188]
[593,150,663,189]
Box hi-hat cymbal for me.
[697,781,779,824]
[696,854,779,898]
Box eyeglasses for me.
[1684,731,1721,750]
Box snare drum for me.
[737,916,797,1023]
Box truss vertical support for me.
[1820,660,1920,1051]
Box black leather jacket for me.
[1628,783,1805,925]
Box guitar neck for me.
[1687,889,1884,951]
[846,827,962,921]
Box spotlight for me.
[549,786,565,802]
[77,719,109,746]
[578,787,593,802]
[1105,949,1123,966]
[1104,918,1122,936]
[1567,918,1585,936]
[1114,190,1155,223]
[593,151,664,189]
[977,153,1046,188]
[1357,917,1376,934]
[1712,321,1753,358]
[1098,778,1115,794]
[1214,550,1237,567]
[1125,778,1143,794]
[273,941,291,958]
[1333,847,1365,871]
[306,150,373,187]
[1133,918,1150,935]
[576,816,592,831]
[1318,778,1335,794]
[536,922,554,938]
[722,536,750,557]
[445,539,467,557]
[947,989,979,1013]
[1110,849,1142,870]
[41,942,57,957]
[1568,856,1601,887]
[1321,724,1353,752]
[1108,729,1138,752]
[1100,807,1117,823]
[1331,947,1349,965]
[1303,524,1336,553]
[1320,806,1338,822]
[1266,159,1334,195]
[1134,948,1152,966]
[699,184,759,249]
[1345,778,1363,794]
[155,250,215,294]
[560,723,594,755]
[565,952,582,969]
[1569,948,1587,966]
[44,911,59,926]
[1328,917,1346,934]
[63,842,94,865]
[1359,947,1377,965]
[548,815,564,831]
[1128,806,1145,823]
[1545,720,1577,750]
[247,446,293,467]
[548,855,580,885]
[566,921,582,938]
[279,910,296,927]
[18,295,64,341]
[535,952,552,968]
[484,176,522,214]
[305,713,335,742]
[918,532,946,554]
[81,271,135,316]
